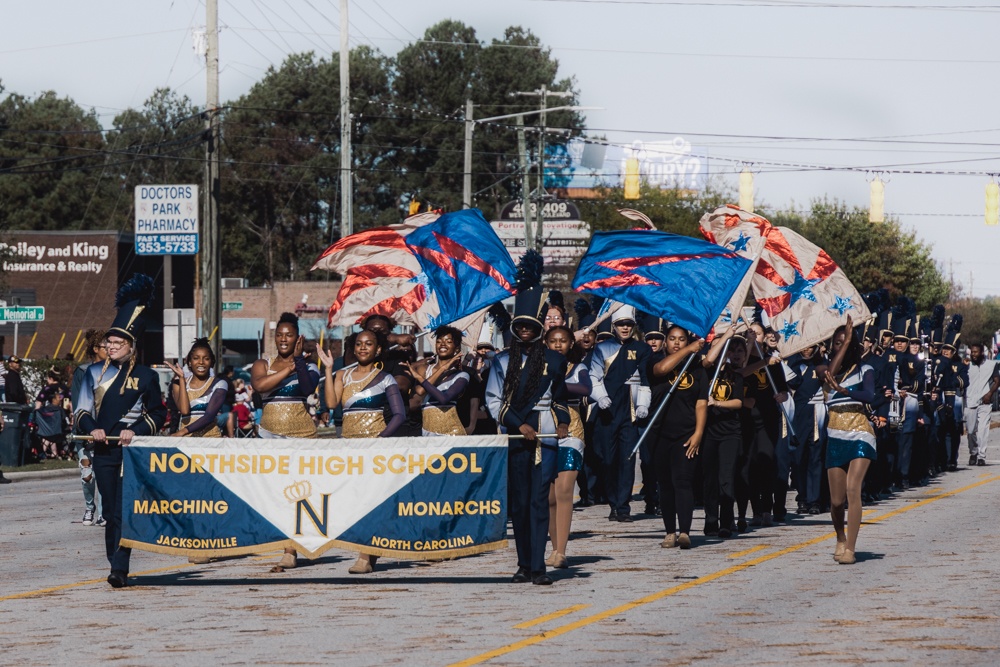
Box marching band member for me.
[75,275,166,588]
[486,283,570,586]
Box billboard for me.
[546,137,708,191]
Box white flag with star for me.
[752,226,871,356]
[699,205,870,355]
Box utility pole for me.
[516,115,531,249]
[536,85,547,249]
[462,102,597,251]
[339,0,353,239]
[202,0,221,354]
[514,87,573,250]
[463,99,473,209]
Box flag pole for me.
[752,339,797,441]
[630,351,697,459]
[708,336,733,397]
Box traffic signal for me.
[986,182,999,226]
[624,158,640,200]
[739,168,754,213]
[869,177,885,223]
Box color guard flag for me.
[572,230,752,338]
[312,213,440,328]
[752,225,871,355]
[404,209,518,329]
[699,205,871,355]
[312,210,517,330]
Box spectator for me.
[5,356,27,404]
[35,387,69,460]
[71,330,107,526]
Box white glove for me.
[597,397,612,410]
[635,406,649,419]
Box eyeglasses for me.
[104,339,129,349]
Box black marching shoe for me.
[107,570,128,588]
[0,473,11,485]
[608,510,618,521]
[970,456,978,466]
[532,572,553,586]
[616,513,634,523]
[511,567,531,583]
[977,459,987,466]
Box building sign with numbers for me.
[492,200,590,289]
[135,185,199,255]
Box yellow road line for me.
[447,474,1000,667]
[0,562,199,602]
[513,604,590,629]
[727,544,769,559]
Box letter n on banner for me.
[296,495,330,536]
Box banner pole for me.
[708,337,733,397]
[630,352,697,459]
[753,339,797,441]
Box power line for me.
[523,0,1000,11]
[0,29,189,55]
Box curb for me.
[2,468,80,482]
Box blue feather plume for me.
[115,273,156,309]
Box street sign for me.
[222,302,243,311]
[135,185,199,255]
[0,306,45,323]
[163,308,197,362]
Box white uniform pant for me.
[964,402,992,462]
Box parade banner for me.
[120,435,508,560]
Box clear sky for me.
[2,0,998,297]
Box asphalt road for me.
[2,437,999,667]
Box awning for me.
[221,318,265,341]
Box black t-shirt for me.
[706,367,744,440]
[648,352,708,437]
[744,362,787,440]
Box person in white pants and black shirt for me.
[964,343,999,466]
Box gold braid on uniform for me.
[95,357,112,386]
[502,339,547,410]
[120,355,136,395]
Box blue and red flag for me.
[572,230,752,338]
[404,209,518,329]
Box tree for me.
[103,88,205,231]
[0,87,118,230]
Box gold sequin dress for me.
[257,357,318,439]
[419,361,470,437]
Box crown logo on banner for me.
[284,480,312,503]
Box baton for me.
[630,352,697,459]
[753,340,797,441]
[508,433,560,440]
[70,435,122,442]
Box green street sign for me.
[222,302,243,311]
[0,306,45,323]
